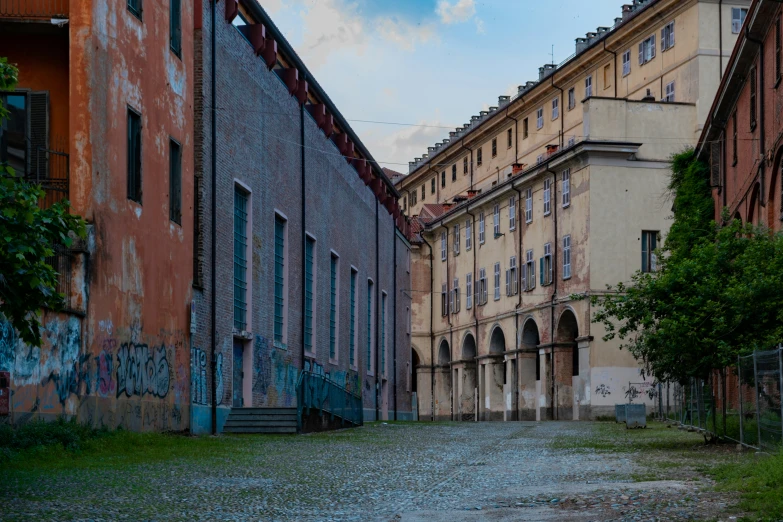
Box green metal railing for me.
[296,370,363,431]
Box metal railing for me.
[45,242,84,315]
[0,0,69,18]
[26,147,69,209]
[296,370,363,431]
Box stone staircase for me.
[223,407,298,434]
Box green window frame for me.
[380,293,386,375]
[367,279,373,372]
[233,187,248,331]
[274,215,286,343]
[170,0,182,57]
[329,255,338,360]
[304,236,315,353]
[349,269,357,366]
[169,139,181,224]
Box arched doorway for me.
[434,339,451,420]
[555,309,579,420]
[457,333,478,420]
[483,327,506,421]
[519,319,541,420]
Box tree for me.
[591,149,783,384]
[0,58,87,347]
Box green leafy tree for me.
[591,149,783,383]
[0,58,87,347]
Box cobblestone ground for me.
[0,421,741,521]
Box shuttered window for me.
[330,255,338,360]
[233,187,248,331]
[466,273,473,309]
[642,231,658,273]
[562,169,571,207]
[127,107,142,202]
[304,236,315,354]
[274,215,286,343]
[465,218,472,250]
[169,139,182,224]
[494,262,501,300]
[563,235,572,279]
[170,0,182,57]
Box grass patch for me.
[548,420,708,453]
[711,451,783,521]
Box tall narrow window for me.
[750,67,757,131]
[380,293,387,375]
[642,231,659,273]
[169,139,181,224]
[585,75,593,98]
[777,17,782,83]
[452,164,457,182]
[304,235,316,354]
[463,156,468,174]
[367,279,374,372]
[622,50,631,76]
[523,118,529,139]
[562,168,571,207]
[563,235,572,279]
[441,231,447,261]
[509,196,516,230]
[477,147,483,166]
[732,7,747,34]
[274,214,287,345]
[479,268,488,305]
[170,0,182,57]
[128,0,142,19]
[525,249,535,291]
[233,187,249,331]
[507,128,513,148]
[509,256,518,295]
[543,178,551,216]
[441,172,445,188]
[452,278,460,313]
[732,112,738,166]
[525,188,533,223]
[127,108,142,202]
[453,224,460,255]
[441,283,448,317]
[661,21,674,52]
[432,177,436,194]
[492,137,498,158]
[349,268,357,366]
[541,243,553,286]
[329,254,339,360]
[493,204,500,237]
[552,97,559,120]
[466,273,473,309]
[465,218,472,250]
[536,107,544,129]
[479,212,486,244]
[568,87,576,110]
[664,81,675,102]
[493,262,501,300]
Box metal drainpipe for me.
[747,29,766,202]
[465,205,479,422]
[210,0,217,435]
[545,165,559,420]
[421,235,435,421]
[375,197,380,421]
[300,80,307,371]
[551,75,564,147]
[602,39,618,99]
[719,0,723,79]
[512,184,523,420]
[393,228,398,421]
[441,223,454,420]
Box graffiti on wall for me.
[253,335,297,407]
[0,319,15,373]
[96,340,117,397]
[116,343,170,399]
[192,347,208,405]
[303,359,360,395]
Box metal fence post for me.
[739,355,744,447]
[754,351,762,449]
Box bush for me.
[0,417,108,460]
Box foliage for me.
[0,58,87,347]
[591,149,783,383]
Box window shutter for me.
[650,35,656,59]
[549,256,553,285]
[639,42,644,65]
[457,287,461,312]
[670,23,674,47]
[505,270,510,296]
[710,141,721,187]
[641,236,649,273]
[29,91,50,179]
[661,28,665,51]
[539,258,544,286]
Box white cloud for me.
[436,0,476,25]
[475,17,485,34]
[376,120,449,169]
[258,0,284,15]
[375,17,435,51]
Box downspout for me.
[545,165,559,420]
[747,29,766,202]
[441,223,454,421]
[719,0,723,79]
[375,197,380,421]
[393,229,398,420]
[602,39,618,99]
[512,184,523,420]
[421,235,435,421]
[465,205,479,421]
[551,75,564,147]
[210,0,217,435]
[300,77,307,370]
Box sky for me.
[259,0,625,173]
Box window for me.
[380,292,387,374]
[170,0,182,57]
[128,0,142,19]
[562,169,571,207]
[463,156,468,174]
[777,17,782,84]
[479,268,488,305]
[552,97,559,120]
[367,280,374,372]
[732,8,747,34]
[477,147,483,166]
[750,67,757,131]
[465,218,472,250]
[508,256,518,295]
[466,273,473,309]
[661,21,674,52]
[524,250,535,291]
[432,177,436,194]
[421,185,426,201]
[329,254,339,360]
[452,278,460,313]
[492,137,498,158]
[622,50,631,76]
[479,212,486,244]
[453,224,460,255]
[541,243,553,286]
[525,188,533,223]
[523,118,529,139]
[568,87,576,110]
[585,75,593,98]
[441,283,448,317]
[493,263,501,300]
[536,107,544,129]
[0,92,33,176]
[127,107,142,202]
[507,128,513,148]
[441,231,447,261]
[452,164,457,182]
[603,64,611,89]
[304,235,316,354]
[349,268,357,366]
[563,235,571,279]
[664,81,675,102]
[732,111,738,166]
[403,196,407,211]
[509,196,516,230]
[274,214,287,345]
[441,171,445,188]
[639,35,656,65]
[493,203,500,237]
[411,190,417,206]
[406,306,411,335]
[641,231,658,273]
[543,178,551,216]
[234,187,249,331]
[169,139,182,224]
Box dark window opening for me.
[128,0,142,19]
[750,67,757,131]
[127,107,142,203]
[523,118,529,139]
[451,164,456,182]
[169,139,182,224]
[170,0,182,57]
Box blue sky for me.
[261,0,624,171]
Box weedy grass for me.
[710,450,783,522]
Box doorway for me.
[233,340,244,408]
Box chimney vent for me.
[575,37,588,54]
[498,95,510,106]
[641,89,656,102]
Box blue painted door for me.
[233,341,244,408]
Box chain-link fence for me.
[655,348,783,452]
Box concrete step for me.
[224,419,297,428]
[223,426,297,434]
[230,408,297,415]
[226,414,297,422]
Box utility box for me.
[625,404,647,428]
[615,404,626,423]
[0,371,10,416]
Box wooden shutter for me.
[639,42,644,65]
[29,91,49,179]
[539,258,544,286]
[710,140,722,187]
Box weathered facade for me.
[401,0,749,421]
[698,0,783,229]
[190,0,413,433]
[0,0,195,429]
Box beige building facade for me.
[402,0,750,421]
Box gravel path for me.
[0,421,739,521]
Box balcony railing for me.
[0,0,68,18]
[297,370,363,431]
[25,146,69,209]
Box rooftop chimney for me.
[489,106,498,113]
[539,64,556,81]
[575,37,589,54]
[408,161,416,172]
[428,147,436,155]
[498,95,510,106]
[622,4,633,20]
[641,89,656,102]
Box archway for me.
[489,326,506,354]
[457,333,478,420]
[437,339,451,365]
[483,327,506,421]
[462,333,477,359]
[434,339,452,420]
[519,319,541,420]
[554,309,579,420]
